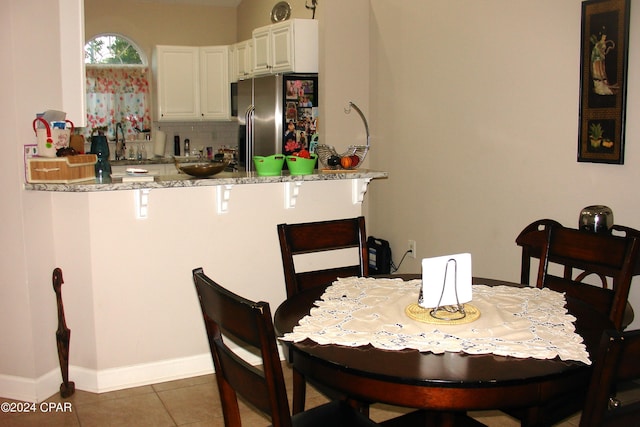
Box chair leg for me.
[292,367,306,414]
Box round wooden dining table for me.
[273,276,612,427]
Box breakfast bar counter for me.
[22,168,386,395]
[24,169,387,192]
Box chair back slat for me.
[281,219,366,253]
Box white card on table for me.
[420,253,472,309]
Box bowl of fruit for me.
[316,144,368,170]
[285,149,317,175]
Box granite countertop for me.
[24,169,388,192]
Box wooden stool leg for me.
[53,268,75,398]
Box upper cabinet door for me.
[270,23,294,74]
[154,46,200,121]
[233,39,254,81]
[252,26,271,76]
[200,46,230,120]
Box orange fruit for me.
[340,156,352,168]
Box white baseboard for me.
[73,353,216,394]
[0,369,62,403]
[1,345,279,403]
[1,352,262,403]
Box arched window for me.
[85,34,144,65]
[83,34,151,140]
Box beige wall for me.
[1,0,39,383]
[364,0,640,326]
[2,0,64,398]
[84,0,237,65]
[316,0,371,157]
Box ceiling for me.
[136,0,242,6]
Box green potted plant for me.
[589,123,603,148]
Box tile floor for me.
[0,362,585,427]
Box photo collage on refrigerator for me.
[283,76,318,155]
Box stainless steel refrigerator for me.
[236,73,318,171]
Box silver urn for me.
[579,205,614,233]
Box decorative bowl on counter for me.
[315,102,371,171]
[253,154,285,176]
[316,144,368,170]
[286,153,318,175]
[175,160,229,178]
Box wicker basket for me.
[26,154,97,183]
[315,144,369,170]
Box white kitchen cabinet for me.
[153,45,230,121]
[232,39,254,81]
[252,19,318,77]
[252,26,271,76]
[154,46,200,121]
[200,46,230,120]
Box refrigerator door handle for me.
[245,105,255,170]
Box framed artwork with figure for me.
[578,0,630,164]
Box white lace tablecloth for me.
[281,277,591,365]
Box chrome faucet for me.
[114,123,125,160]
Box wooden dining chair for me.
[191,267,382,427]
[536,224,640,331]
[579,328,640,427]
[277,216,369,299]
[503,224,640,425]
[277,216,369,414]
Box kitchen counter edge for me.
[23,170,389,192]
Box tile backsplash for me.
[152,120,239,157]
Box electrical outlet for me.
[408,240,417,259]
[24,145,38,157]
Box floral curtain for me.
[84,66,151,140]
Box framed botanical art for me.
[578,0,630,164]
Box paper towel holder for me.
[419,258,467,320]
